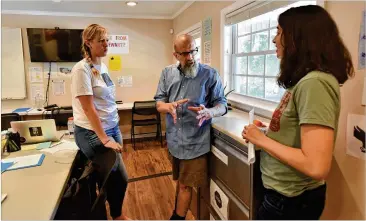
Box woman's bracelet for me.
[103,139,110,145]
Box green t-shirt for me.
[260,71,340,197]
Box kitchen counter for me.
[212,108,270,146]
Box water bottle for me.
[67,117,74,139]
[34,93,43,110]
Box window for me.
[188,27,201,64]
[224,1,316,102]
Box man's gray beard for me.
[182,62,198,78]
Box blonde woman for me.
[71,24,130,220]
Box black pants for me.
[257,184,326,220]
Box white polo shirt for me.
[71,59,119,130]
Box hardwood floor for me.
[105,139,194,220]
[122,139,172,180]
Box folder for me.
[12,107,31,113]
[1,153,45,172]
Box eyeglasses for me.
[175,47,198,57]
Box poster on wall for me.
[108,35,129,54]
[52,80,65,96]
[29,67,43,83]
[203,17,212,41]
[204,41,212,65]
[358,10,366,69]
[202,17,212,65]
[30,84,44,100]
[346,114,366,161]
[117,75,132,87]
[109,55,122,71]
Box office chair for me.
[131,100,163,150]
[1,113,21,131]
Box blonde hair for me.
[81,24,107,76]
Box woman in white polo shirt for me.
[71,24,129,220]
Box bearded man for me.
[154,34,227,220]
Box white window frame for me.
[220,0,325,118]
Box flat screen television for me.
[27,28,83,62]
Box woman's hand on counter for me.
[242,124,267,146]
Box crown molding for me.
[1,9,173,20]
[171,1,194,19]
[2,1,196,20]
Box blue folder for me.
[1,154,45,172]
[12,107,31,113]
[1,162,14,173]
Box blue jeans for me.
[256,184,326,220]
[74,124,128,218]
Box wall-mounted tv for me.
[27,28,83,62]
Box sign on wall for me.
[108,35,129,54]
[202,17,212,65]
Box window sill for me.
[227,93,277,119]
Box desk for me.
[1,103,134,116]
[1,138,78,220]
[2,102,165,140]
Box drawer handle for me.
[211,145,228,166]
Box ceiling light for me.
[126,1,137,7]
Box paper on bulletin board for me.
[347,114,365,160]
[204,41,212,65]
[43,62,58,78]
[52,80,65,96]
[29,67,43,83]
[117,76,132,87]
[109,55,122,71]
[31,84,44,100]
[108,35,129,54]
[358,10,366,69]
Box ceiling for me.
[1,1,194,19]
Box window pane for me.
[249,55,264,75]
[265,54,280,76]
[238,21,251,36]
[252,31,269,52]
[234,76,247,95]
[224,54,231,75]
[269,29,276,50]
[248,77,264,98]
[251,13,269,32]
[235,57,247,75]
[265,78,285,102]
[195,37,201,63]
[224,26,232,54]
[238,35,251,53]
